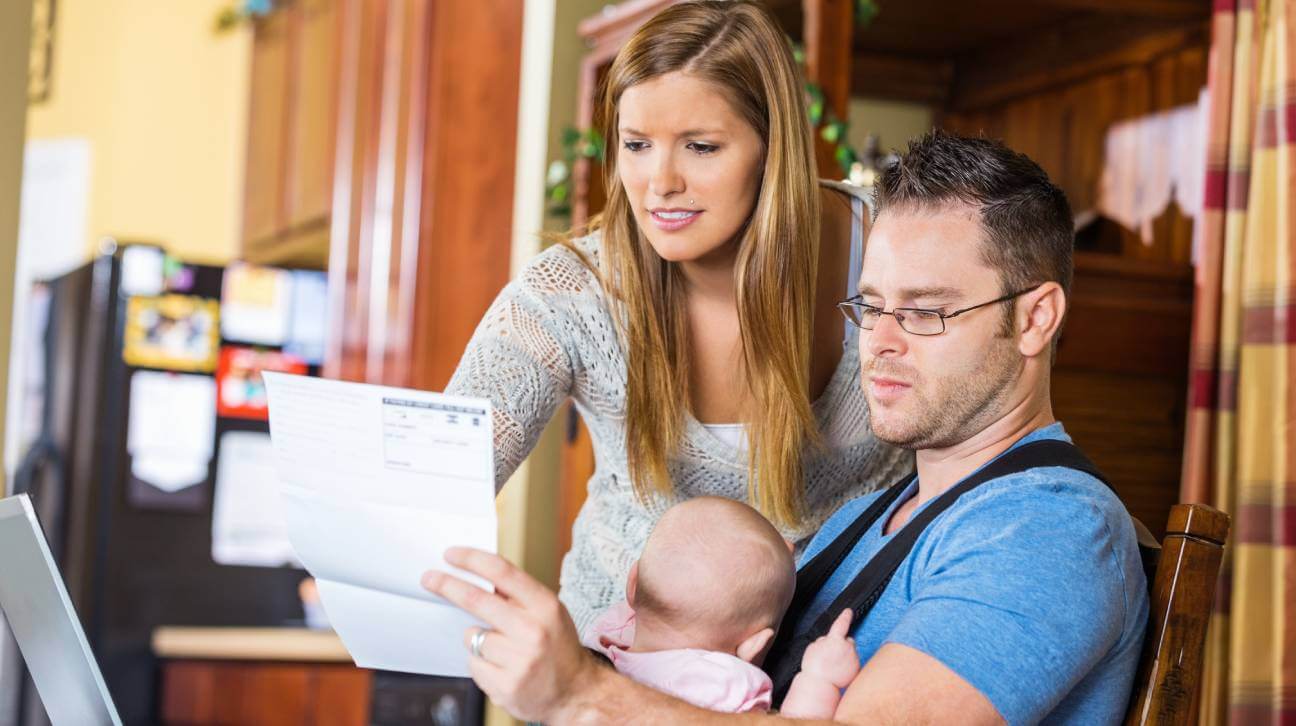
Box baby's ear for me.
[625,561,640,607]
[736,627,775,664]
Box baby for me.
[581,496,861,716]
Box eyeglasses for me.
[837,285,1041,336]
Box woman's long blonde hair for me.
[582,0,821,528]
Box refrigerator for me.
[9,244,323,724]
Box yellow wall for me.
[25,0,251,265]
[848,96,934,155]
[0,0,34,709]
[2,0,34,485]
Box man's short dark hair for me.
[874,130,1074,304]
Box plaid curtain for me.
[1182,0,1296,722]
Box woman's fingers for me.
[829,608,854,638]
[421,570,529,635]
[444,546,552,605]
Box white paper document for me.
[261,372,496,677]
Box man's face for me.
[857,202,1023,450]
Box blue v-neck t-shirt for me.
[793,423,1148,725]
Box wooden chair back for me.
[1124,503,1230,725]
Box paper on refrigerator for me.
[261,372,496,677]
[211,431,298,568]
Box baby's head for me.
[627,497,795,664]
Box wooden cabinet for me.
[324,0,524,390]
[235,0,526,386]
[153,627,485,725]
[284,0,340,240]
[241,0,341,269]
[242,9,291,254]
[159,661,370,726]
[153,627,370,725]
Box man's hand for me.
[421,547,598,723]
[800,609,860,687]
[422,551,1000,726]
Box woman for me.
[444,0,909,636]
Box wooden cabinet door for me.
[312,666,373,726]
[325,0,524,389]
[242,0,340,269]
[284,0,340,240]
[242,10,291,252]
[159,660,371,725]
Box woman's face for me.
[616,71,765,265]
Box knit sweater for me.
[445,183,913,633]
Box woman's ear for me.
[736,627,775,664]
[625,561,640,607]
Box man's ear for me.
[736,627,776,664]
[1017,281,1067,358]
[625,561,640,607]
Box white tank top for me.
[701,422,748,451]
[700,184,867,455]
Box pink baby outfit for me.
[581,601,773,713]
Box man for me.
[423,131,1149,725]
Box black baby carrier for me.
[763,439,1159,707]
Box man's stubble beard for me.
[864,337,1022,451]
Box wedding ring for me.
[470,628,490,659]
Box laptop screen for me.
[0,494,120,725]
